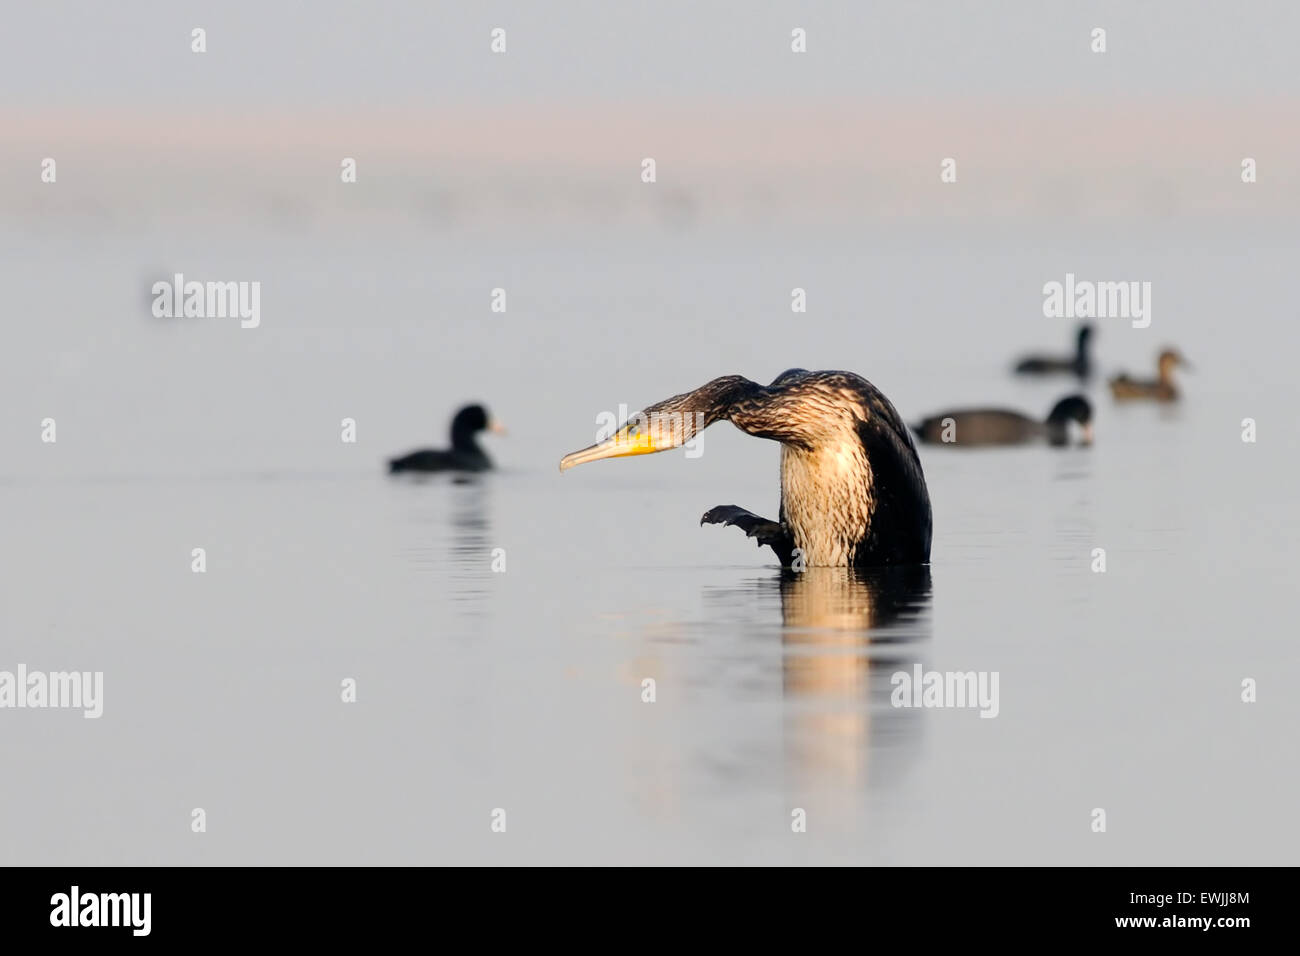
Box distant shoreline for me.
[4,98,1297,227]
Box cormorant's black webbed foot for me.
[700,505,797,567]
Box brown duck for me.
[1109,349,1190,402]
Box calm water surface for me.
[2,225,1297,864]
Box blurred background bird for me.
[1109,349,1190,402]
[1013,323,1095,379]
[388,404,505,473]
[912,394,1093,447]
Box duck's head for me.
[1157,349,1190,378]
[450,404,505,447]
[1047,394,1094,445]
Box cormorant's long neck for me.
[693,376,766,428]
[726,381,848,449]
[639,376,766,441]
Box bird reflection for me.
[776,565,931,823]
[394,473,494,618]
[447,477,493,612]
[627,565,931,833]
[778,564,931,635]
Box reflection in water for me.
[394,474,494,617]
[777,566,931,823]
[778,565,932,636]
[672,566,932,835]
[447,477,492,612]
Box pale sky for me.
[3,0,1299,107]
[4,2,1297,227]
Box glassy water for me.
[2,224,1297,864]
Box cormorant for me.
[1109,349,1189,402]
[1013,323,1094,378]
[912,395,1093,447]
[387,404,504,473]
[559,370,932,568]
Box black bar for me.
[1,867,1272,941]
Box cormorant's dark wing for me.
[855,413,932,564]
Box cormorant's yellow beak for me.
[488,418,507,436]
[559,423,666,471]
[1081,423,1095,445]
